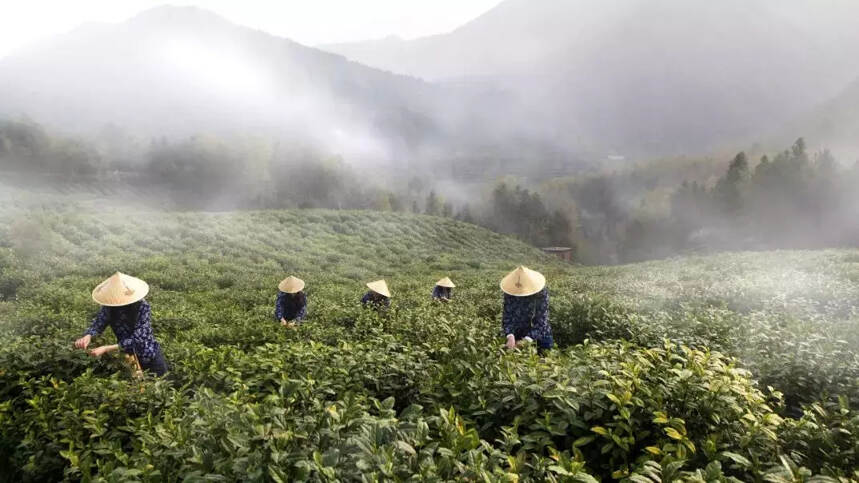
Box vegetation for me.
[0,120,575,248]
[6,119,856,266]
[539,139,859,264]
[1,207,858,481]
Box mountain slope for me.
[324,0,859,157]
[779,78,859,160]
[0,6,541,167]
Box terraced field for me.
[1,208,857,481]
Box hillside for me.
[779,77,859,160]
[0,209,554,284]
[0,6,546,168]
[1,207,858,479]
[324,0,859,158]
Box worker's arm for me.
[75,307,110,349]
[502,294,519,348]
[88,344,119,357]
[295,296,307,321]
[526,289,551,347]
[274,292,285,322]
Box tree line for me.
[0,119,574,249]
[555,139,859,263]
[3,119,855,262]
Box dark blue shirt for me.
[432,286,452,300]
[361,291,390,309]
[275,291,307,322]
[501,288,553,349]
[85,300,162,364]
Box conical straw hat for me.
[436,277,455,288]
[278,276,305,293]
[500,266,545,297]
[92,272,149,307]
[366,279,391,298]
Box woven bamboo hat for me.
[278,276,305,294]
[92,272,149,307]
[366,280,391,298]
[436,277,455,288]
[500,266,545,297]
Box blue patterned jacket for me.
[85,300,162,364]
[501,288,553,349]
[361,291,390,309]
[275,291,307,322]
[432,286,452,300]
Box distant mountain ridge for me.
[324,0,859,158]
[0,5,565,172]
[778,78,859,161]
[3,2,859,173]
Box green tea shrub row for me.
[1,209,858,480]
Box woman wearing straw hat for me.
[432,277,455,302]
[73,272,169,376]
[275,276,307,328]
[500,266,553,351]
[361,280,391,309]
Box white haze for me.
[0,0,857,267]
[0,0,502,60]
[2,0,859,177]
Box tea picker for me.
[73,272,169,376]
[432,277,455,302]
[275,275,307,328]
[361,279,391,310]
[500,266,554,351]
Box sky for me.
[0,0,503,59]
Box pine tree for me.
[713,152,749,216]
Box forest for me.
[3,120,857,264]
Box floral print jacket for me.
[85,300,162,364]
[501,288,553,349]
[275,291,307,322]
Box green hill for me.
[1,209,858,480]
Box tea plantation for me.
[1,209,858,481]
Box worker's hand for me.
[74,334,92,350]
[516,338,531,348]
[505,334,517,350]
[88,345,111,357]
[280,318,287,325]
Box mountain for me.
[0,6,559,171]
[779,78,859,161]
[5,2,857,175]
[323,0,859,158]
[323,0,596,81]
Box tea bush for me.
[1,208,858,481]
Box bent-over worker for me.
[275,276,307,327]
[432,277,455,302]
[74,272,169,376]
[361,279,391,310]
[500,266,553,351]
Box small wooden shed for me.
[541,246,574,262]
